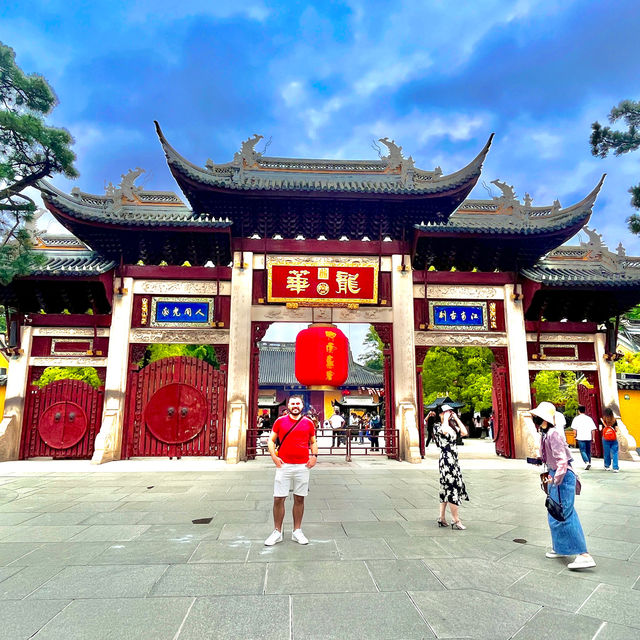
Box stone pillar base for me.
[0,415,20,462]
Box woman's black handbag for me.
[545,492,566,522]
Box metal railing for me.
[246,427,399,461]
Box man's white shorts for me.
[273,463,310,497]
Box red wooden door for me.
[123,356,226,458]
[20,379,104,459]
[492,362,515,458]
[578,381,602,458]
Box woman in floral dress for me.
[434,405,469,529]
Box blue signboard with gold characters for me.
[150,297,214,327]
[428,301,488,331]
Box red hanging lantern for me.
[295,323,349,389]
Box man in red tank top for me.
[265,395,318,546]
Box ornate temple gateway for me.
[0,125,639,464]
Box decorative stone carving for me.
[528,361,597,371]
[105,167,145,204]
[526,333,594,343]
[491,179,517,204]
[418,285,502,300]
[32,328,110,337]
[234,134,263,167]
[379,137,415,185]
[132,280,226,295]
[129,329,229,344]
[414,332,507,347]
[29,357,108,367]
[579,226,626,273]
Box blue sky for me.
[2,0,640,353]
[2,0,639,251]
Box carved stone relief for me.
[528,361,597,371]
[132,280,229,295]
[32,328,110,337]
[29,357,108,368]
[525,333,594,343]
[129,329,230,344]
[414,331,507,347]
[414,285,503,300]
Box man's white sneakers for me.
[291,529,309,545]
[545,550,566,558]
[567,554,596,570]
[264,529,283,546]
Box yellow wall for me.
[619,389,640,444]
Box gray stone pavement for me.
[0,441,639,639]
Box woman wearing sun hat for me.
[434,404,469,530]
[531,401,596,570]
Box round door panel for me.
[144,383,207,444]
[38,401,88,449]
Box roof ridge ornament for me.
[234,134,264,167]
[579,225,625,272]
[105,167,146,203]
[378,137,415,184]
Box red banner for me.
[267,258,378,305]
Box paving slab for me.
[366,558,445,592]
[152,562,266,596]
[265,559,376,594]
[0,599,71,640]
[578,583,640,629]
[9,542,111,566]
[31,596,192,640]
[91,539,199,564]
[29,564,168,599]
[410,588,541,640]
[425,557,529,593]
[176,595,289,640]
[292,592,433,639]
[501,569,598,612]
[0,565,63,599]
[511,607,603,640]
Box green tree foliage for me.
[0,41,78,284]
[33,366,102,388]
[358,325,383,370]
[615,351,640,374]
[590,100,640,233]
[624,304,640,320]
[420,347,495,413]
[140,343,219,368]
[532,371,579,419]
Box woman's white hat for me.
[530,401,556,425]
[440,404,454,412]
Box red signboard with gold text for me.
[267,256,379,305]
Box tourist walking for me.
[531,401,596,570]
[599,407,620,472]
[329,406,345,448]
[425,410,436,449]
[434,405,469,530]
[571,405,597,470]
[265,395,318,546]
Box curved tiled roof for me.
[258,342,383,387]
[31,251,116,276]
[416,175,605,236]
[156,121,494,197]
[38,180,232,230]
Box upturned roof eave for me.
[38,180,232,232]
[156,121,493,198]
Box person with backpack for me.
[265,395,318,546]
[369,411,381,451]
[599,407,620,473]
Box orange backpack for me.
[602,425,617,441]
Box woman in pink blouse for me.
[531,402,596,570]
